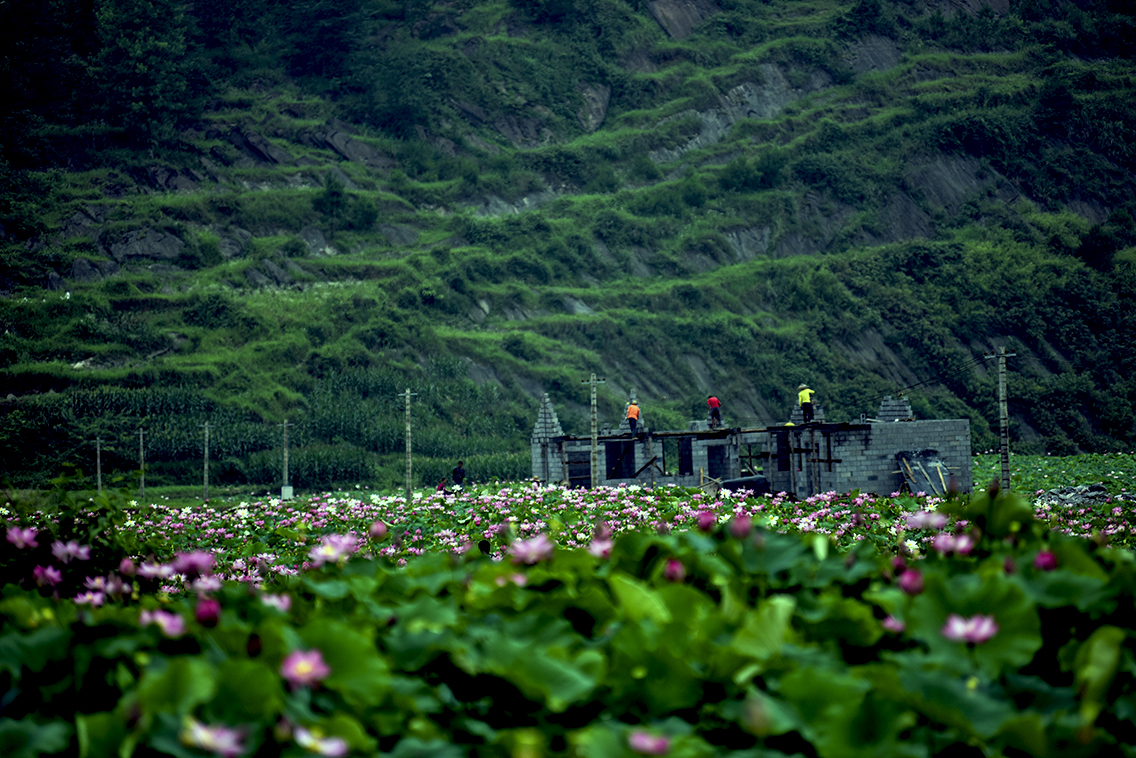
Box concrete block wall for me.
[531,394,566,484]
[530,394,972,496]
[872,419,972,494]
[788,404,825,425]
[767,420,972,497]
[877,395,914,422]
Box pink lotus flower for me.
[628,730,670,755]
[509,533,555,564]
[104,574,131,598]
[294,726,348,757]
[931,533,955,554]
[179,717,247,758]
[281,649,331,688]
[138,561,173,580]
[587,537,613,558]
[368,520,388,539]
[882,615,906,633]
[193,575,223,595]
[933,533,976,556]
[729,515,752,538]
[51,540,90,563]
[696,510,716,532]
[33,565,63,587]
[1033,550,1058,571]
[898,569,923,595]
[308,534,359,567]
[942,613,999,644]
[905,511,948,530]
[663,558,686,583]
[261,593,292,612]
[953,534,975,555]
[6,526,38,549]
[195,597,221,627]
[118,558,137,576]
[141,609,187,638]
[172,551,216,578]
[74,591,104,607]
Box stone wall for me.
[764,419,972,497]
[531,395,972,496]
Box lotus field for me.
[2,453,1136,757]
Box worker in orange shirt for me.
[625,400,641,436]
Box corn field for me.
[0,369,531,489]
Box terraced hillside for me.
[2,0,1135,488]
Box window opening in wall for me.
[566,449,591,489]
[774,431,790,472]
[605,440,636,479]
[740,443,764,476]
[707,444,728,480]
[661,438,680,476]
[679,438,693,477]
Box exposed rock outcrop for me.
[650,66,816,163]
[105,228,185,263]
[299,226,336,256]
[646,0,720,39]
[904,155,1019,215]
[847,35,901,74]
[379,224,419,247]
[493,114,551,148]
[577,84,612,133]
[233,128,294,165]
[59,209,103,241]
[302,121,396,172]
[71,258,120,283]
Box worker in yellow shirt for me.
[797,383,816,423]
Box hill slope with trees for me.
[2,0,1135,489]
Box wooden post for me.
[648,435,655,487]
[401,388,418,502]
[280,418,294,499]
[201,422,210,502]
[138,428,145,500]
[985,348,1016,493]
[581,373,606,488]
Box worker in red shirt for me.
[707,395,722,429]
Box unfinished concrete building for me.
[530,393,972,498]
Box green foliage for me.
[4,484,1136,756]
[718,148,788,193]
[3,0,1136,488]
[92,0,197,146]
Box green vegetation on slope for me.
[2,0,1135,488]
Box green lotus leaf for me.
[136,657,218,717]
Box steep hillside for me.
[2,0,1135,488]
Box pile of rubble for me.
[1033,484,1131,510]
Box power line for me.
[870,354,988,405]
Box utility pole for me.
[201,422,211,502]
[581,373,606,488]
[96,437,103,495]
[985,347,1017,493]
[401,388,418,502]
[138,428,145,500]
[280,418,294,500]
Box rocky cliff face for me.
[645,0,721,39]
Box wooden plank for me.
[632,455,658,479]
